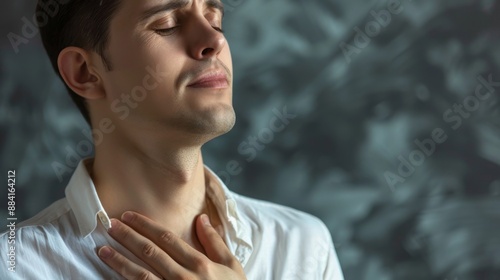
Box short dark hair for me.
[36,0,122,125]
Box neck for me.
[91,131,213,251]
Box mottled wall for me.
[1,0,500,279]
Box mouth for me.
[187,71,229,89]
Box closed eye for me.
[156,26,224,36]
[155,27,179,36]
[212,26,224,33]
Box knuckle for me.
[159,230,176,244]
[228,258,242,268]
[193,256,210,272]
[141,243,157,258]
[223,256,239,267]
[136,270,154,280]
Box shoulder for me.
[232,192,331,239]
[0,198,74,243]
[0,198,80,277]
[231,193,344,279]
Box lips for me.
[187,72,229,89]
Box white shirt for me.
[1,158,344,280]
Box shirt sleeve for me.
[0,228,48,280]
[319,221,345,280]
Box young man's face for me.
[97,0,234,139]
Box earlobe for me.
[58,47,105,100]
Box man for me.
[1,0,344,279]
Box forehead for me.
[115,0,224,20]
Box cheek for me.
[220,47,233,74]
[100,70,148,105]
[105,36,184,97]
[109,44,152,72]
[108,28,167,69]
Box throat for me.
[184,227,207,255]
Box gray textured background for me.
[2,0,500,279]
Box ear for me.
[57,47,106,100]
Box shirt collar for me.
[204,167,253,265]
[65,158,111,238]
[65,158,253,264]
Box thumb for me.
[196,214,237,268]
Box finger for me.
[98,246,162,280]
[120,211,206,269]
[108,218,186,279]
[196,214,241,270]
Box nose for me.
[185,15,226,60]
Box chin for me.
[203,104,236,135]
[173,103,236,137]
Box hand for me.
[97,211,247,280]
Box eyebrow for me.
[140,0,225,22]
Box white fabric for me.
[0,158,344,280]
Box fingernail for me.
[201,214,211,226]
[98,246,112,259]
[122,211,133,223]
